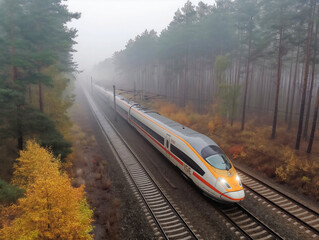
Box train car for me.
[94,84,245,203]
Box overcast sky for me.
[66,0,213,72]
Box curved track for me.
[236,167,319,239]
[84,87,199,240]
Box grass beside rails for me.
[138,98,319,201]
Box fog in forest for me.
[66,0,207,73]
[1,1,319,238]
[86,0,319,155]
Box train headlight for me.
[218,177,231,189]
[236,175,242,187]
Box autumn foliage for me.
[140,98,319,200]
[0,140,93,240]
[228,145,246,159]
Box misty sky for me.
[66,0,213,71]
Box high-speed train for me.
[94,84,245,203]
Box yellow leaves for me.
[12,140,60,189]
[208,116,223,134]
[275,148,299,182]
[1,140,93,240]
[156,102,177,116]
[208,120,215,133]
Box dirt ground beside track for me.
[68,83,155,240]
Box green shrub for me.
[0,178,24,205]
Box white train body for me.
[94,85,245,203]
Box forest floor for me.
[124,94,319,202]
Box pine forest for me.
[94,0,319,200]
[1,0,319,239]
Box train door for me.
[165,134,171,159]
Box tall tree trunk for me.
[285,56,294,123]
[241,16,253,131]
[295,0,315,150]
[258,62,265,110]
[307,86,319,153]
[10,9,23,150]
[272,23,283,139]
[288,45,300,130]
[29,85,32,103]
[266,71,274,114]
[231,58,241,126]
[39,82,44,112]
[17,105,23,150]
[36,41,44,112]
[198,58,202,113]
[304,13,318,139]
[9,10,17,82]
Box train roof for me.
[100,86,219,154]
[143,111,218,154]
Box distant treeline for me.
[96,0,319,151]
[0,0,79,159]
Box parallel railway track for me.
[236,167,319,239]
[213,204,283,240]
[85,87,199,240]
[212,202,283,240]
[85,86,317,239]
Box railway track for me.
[211,202,282,240]
[84,87,199,240]
[236,167,319,239]
[87,87,290,239]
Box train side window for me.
[171,144,205,176]
[131,115,164,145]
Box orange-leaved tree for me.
[11,140,60,189]
[0,140,93,240]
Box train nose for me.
[220,189,245,202]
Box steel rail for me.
[235,167,319,237]
[243,184,319,236]
[86,87,199,240]
[236,166,319,216]
[92,86,284,239]
[236,204,283,240]
[210,203,254,240]
[212,202,283,240]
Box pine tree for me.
[296,0,316,150]
[235,0,259,131]
[259,0,298,138]
[307,86,319,153]
[0,0,78,157]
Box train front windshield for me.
[201,145,232,170]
